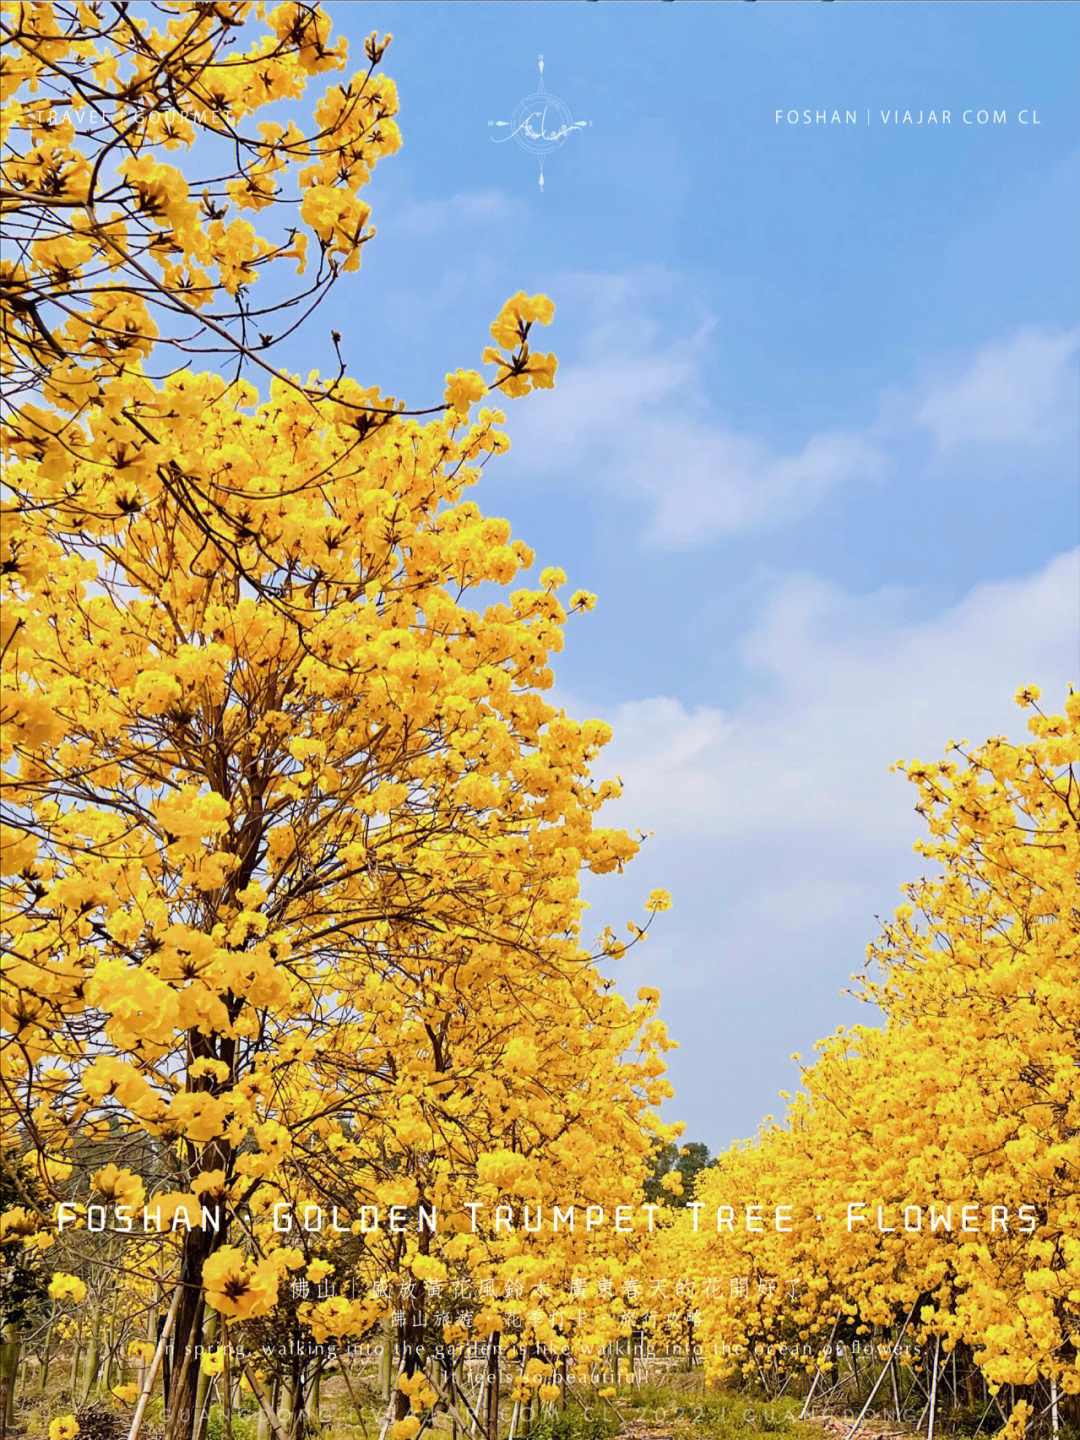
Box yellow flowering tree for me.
[0,6,673,1438]
[677,688,1080,1421]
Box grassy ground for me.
[615,1382,807,1438]
[6,1374,925,1440]
[9,1384,822,1439]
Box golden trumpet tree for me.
[679,689,1079,1402]
[0,6,676,1437]
[1,319,674,1437]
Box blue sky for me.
[307,2,1079,1150]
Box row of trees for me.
[656,692,1080,1431]
[1,5,677,1438]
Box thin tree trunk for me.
[279,1377,293,1438]
[80,1296,103,1405]
[508,1344,530,1440]
[0,1321,20,1440]
[484,1335,501,1440]
[168,1233,213,1440]
[376,1350,407,1440]
[158,1310,172,1412]
[379,1318,392,1403]
[392,1286,426,1424]
[333,1347,369,1437]
[193,1310,217,1440]
[169,1156,231,1440]
[221,1322,233,1440]
[305,1362,323,1428]
[423,1363,479,1440]
[245,1366,290,1440]
[38,1320,56,1395]
[195,1376,216,1440]
[105,1282,122,1391]
[68,1315,82,1401]
[165,1311,201,1440]
[800,1315,842,1421]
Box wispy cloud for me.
[510,268,892,545]
[917,324,1080,451]
[597,547,1078,846]
[392,188,515,236]
[571,549,1078,1141]
[509,270,1079,546]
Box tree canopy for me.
[0,7,675,1438]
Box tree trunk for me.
[68,1317,82,1401]
[957,1341,979,1408]
[254,1372,281,1440]
[392,1286,426,1424]
[280,1373,296,1438]
[305,1364,323,1429]
[105,1282,122,1391]
[0,1321,20,1438]
[129,1286,182,1440]
[38,1320,55,1395]
[379,1318,393,1403]
[79,1300,102,1406]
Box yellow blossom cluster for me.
[0,0,398,399]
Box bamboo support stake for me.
[456,1360,487,1439]
[375,1354,408,1440]
[507,1344,532,1440]
[842,1304,918,1440]
[800,1314,842,1420]
[568,1379,625,1427]
[128,1287,182,1440]
[420,1365,482,1439]
[333,1346,370,1438]
[927,1335,942,1440]
[244,1365,290,1440]
[970,1395,998,1438]
[195,1374,216,1440]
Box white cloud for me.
[509,267,1078,1142]
[598,548,1079,845]
[574,550,1078,1144]
[511,269,892,545]
[510,270,1079,545]
[392,188,514,236]
[917,324,1080,451]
